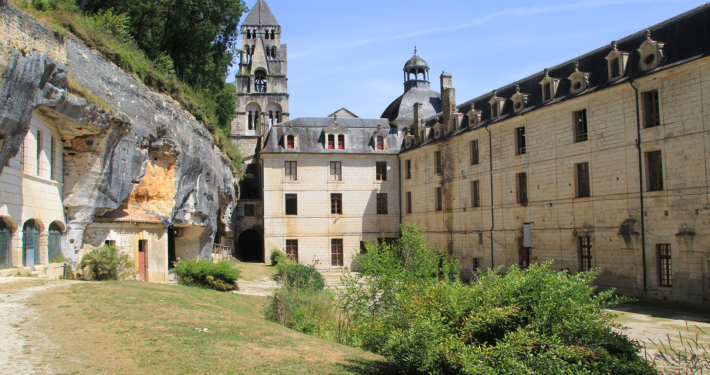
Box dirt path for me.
[0,278,78,374]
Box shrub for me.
[264,288,337,339]
[279,262,326,291]
[79,245,136,281]
[49,251,66,264]
[173,258,241,292]
[270,249,286,267]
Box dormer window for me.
[605,41,629,81]
[286,135,295,149]
[539,68,560,102]
[637,30,664,72]
[338,135,345,150]
[467,105,482,127]
[328,134,335,149]
[511,85,529,114]
[372,125,389,151]
[568,62,590,95]
[488,90,505,120]
[324,115,349,151]
[376,136,384,150]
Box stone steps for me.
[1,263,66,279]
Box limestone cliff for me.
[0,1,236,262]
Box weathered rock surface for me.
[0,1,235,262]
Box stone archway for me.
[238,230,263,263]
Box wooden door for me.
[138,240,146,281]
[331,239,343,267]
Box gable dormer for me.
[510,85,529,114]
[466,104,482,128]
[568,62,590,95]
[323,115,349,150]
[282,123,298,150]
[539,68,560,102]
[404,128,415,149]
[638,30,664,72]
[488,90,505,120]
[372,124,389,150]
[605,41,629,81]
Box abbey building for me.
[233,1,710,304]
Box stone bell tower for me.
[232,0,289,163]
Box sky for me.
[228,0,706,120]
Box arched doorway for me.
[238,230,263,263]
[0,217,15,269]
[22,219,42,268]
[48,222,64,263]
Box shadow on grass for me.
[609,298,710,324]
[337,358,400,375]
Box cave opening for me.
[238,229,263,263]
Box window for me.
[50,137,55,180]
[377,193,388,215]
[376,136,384,150]
[470,140,479,165]
[286,135,295,149]
[286,240,298,262]
[105,240,116,246]
[331,239,343,266]
[647,151,663,192]
[434,151,442,173]
[327,134,335,149]
[643,90,660,128]
[543,82,552,101]
[658,244,672,287]
[405,160,411,180]
[472,257,480,271]
[285,161,297,181]
[580,237,592,272]
[471,180,480,207]
[406,192,412,214]
[254,70,267,92]
[491,102,499,118]
[515,127,526,155]
[576,162,590,198]
[478,233,483,245]
[285,194,297,215]
[36,130,42,176]
[330,161,341,181]
[517,172,528,204]
[610,57,620,78]
[435,187,443,211]
[244,204,255,217]
[376,162,387,181]
[331,193,342,215]
[338,135,345,150]
[574,109,588,143]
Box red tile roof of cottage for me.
[96,208,165,225]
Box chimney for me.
[413,102,423,142]
[440,71,453,91]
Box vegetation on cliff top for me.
[12,0,244,173]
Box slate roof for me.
[96,208,169,226]
[404,50,429,70]
[381,87,441,123]
[243,0,279,26]
[402,3,710,152]
[328,107,359,118]
[261,117,402,155]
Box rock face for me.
[0,2,236,262]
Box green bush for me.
[79,245,136,281]
[264,288,337,339]
[173,258,241,292]
[270,249,286,267]
[279,262,326,291]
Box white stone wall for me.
[0,110,65,267]
[262,153,401,268]
[401,57,710,303]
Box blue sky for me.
[229,0,706,119]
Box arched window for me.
[376,136,384,150]
[269,111,274,126]
[246,30,251,39]
[275,111,281,124]
[328,134,335,149]
[272,47,277,58]
[248,112,253,130]
[338,135,345,150]
[271,30,275,39]
[255,71,267,93]
[491,103,499,118]
[286,135,295,149]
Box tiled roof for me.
[96,208,168,225]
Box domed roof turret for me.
[403,47,429,70]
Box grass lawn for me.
[30,280,389,374]
[232,261,276,282]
